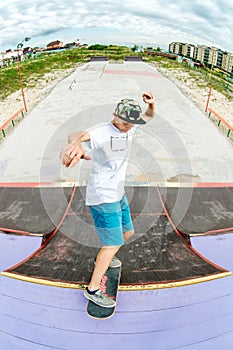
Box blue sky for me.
[0,0,232,53]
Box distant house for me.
[34,47,44,53]
[23,47,33,55]
[79,44,88,49]
[0,52,4,66]
[64,42,76,49]
[0,49,21,66]
[46,40,63,50]
[4,49,21,59]
[144,50,177,60]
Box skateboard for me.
[86,265,121,319]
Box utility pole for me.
[16,37,31,112]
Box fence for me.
[207,107,233,138]
[0,108,25,137]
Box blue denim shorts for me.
[89,195,134,246]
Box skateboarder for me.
[60,92,156,308]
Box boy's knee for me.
[123,229,134,241]
[129,230,134,237]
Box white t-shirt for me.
[86,122,137,205]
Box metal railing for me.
[207,107,233,137]
[0,108,25,137]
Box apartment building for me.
[169,42,209,62]
[222,52,233,74]
[169,42,195,58]
[169,41,232,74]
[169,42,183,56]
[182,43,195,58]
[194,45,209,63]
[208,47,223,68]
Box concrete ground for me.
[0,60,233,184]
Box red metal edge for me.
[0,182,233,188]
[196,227,233,237]
[0,107,25,131]
[192,182,233,188]
[0,227,32,236]
[0,182,55,188]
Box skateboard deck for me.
[86,266,121,319]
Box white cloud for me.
[0,0,232,52]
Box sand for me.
[156,66,233,124]
[0,68,74,125]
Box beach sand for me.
[0,62,232,141]
[156,66,233,124]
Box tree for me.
[132,44,139,52]
[88,44,108,50]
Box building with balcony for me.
[169,42,183,56]
[208,47,223,68]
[169,41,233,75]
[222,52,233,74]
[181,43,195,58]
[193,45,210,64]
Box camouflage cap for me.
[114,98,146,125]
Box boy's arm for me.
[60,131,91,168]
[141,92,156,123]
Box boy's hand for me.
[142,92,155,104]
[141,92,156,121]
[60,142,91,168]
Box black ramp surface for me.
[0,186,74,235]
[124,56,143,61]
[90,56,108,61]
[160,187,233,235]
[4,186,228,287]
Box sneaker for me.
[109,256,122,268]
[84,288,116,308]
[94,256,122,269]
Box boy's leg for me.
[88,245,121,291]
[87,202,124,292]
[121,195,134,243]
[123,229,134,242]
[85,197,133,307]
[87,228,133,291]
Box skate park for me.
[0,58,233,349]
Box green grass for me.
[0,47,141,100]
[0,50,85,100]
[149,57,233,100]
[0,47,232,101]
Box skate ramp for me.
[0,185,74,236]
[160,185,233,235]
[2,186,230,288]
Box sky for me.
[0,0,233,53]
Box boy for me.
[60,92,156,307]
